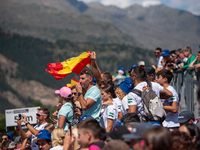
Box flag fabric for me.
[46,51,91,80]
[65,78,79,88]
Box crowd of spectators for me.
[1,46,200,150]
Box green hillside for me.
[0,28,155,89]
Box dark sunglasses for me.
[72,92,77,95]
[2,138,8,140]
[36,113,46,117]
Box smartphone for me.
[49,117,54,121]
[18,114,21,120]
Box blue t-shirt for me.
[83,86,102,121]
[57,102,73,132]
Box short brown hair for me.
[80,68,94,80]
[182,46,192,53]
[38,108,50,119]
[77,118,102,139]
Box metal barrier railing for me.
[170,69,199,118]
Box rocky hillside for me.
[1,0,200,52]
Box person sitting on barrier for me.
[156,69,179,128]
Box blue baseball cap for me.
[128,64,137,73]
[33,130,51,143]
[7,132,13,140]
[117,66,125,74]
[119,78,134,93]
[162,49,170,57]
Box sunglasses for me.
[36,113,46,117]
[155,52,160,54]
[72,92,77,95]
[83,70,91,76]
[2,138,8,140]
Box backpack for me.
[131,81,166,122]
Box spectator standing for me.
[77,118,105,150]
[113,66,126,86]
[144,65,156,82]
[156,69,179,127]
[50,128,66,150]
[155,47,163,69]
[180,46,196,71]
[76,68,102,121]
[143,127,172,150]
[17,108,50,150]
[55,87,73,132]
[34,130,52,150]
[162,49,174,70]
[126,67,172,118]
[100,84,118,132]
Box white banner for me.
[5,107,40,131]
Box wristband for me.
[78,92,82,97]
[25,122,30,126]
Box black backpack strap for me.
[146,81,152,90]
[131,88,142,96]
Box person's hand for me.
[63,129,75,150]
[194,63,200,69]
[52,110,58,118]
[50,118,57,124]
[17,118,21,126]
[75,108,82,116]
[90,52,96,60]
[57,102,62,110]
[76,83,82,93]
[21,114,28,124]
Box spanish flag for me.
[46,52,92,80]
[65,78,79,88]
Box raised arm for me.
[90,52,102,86]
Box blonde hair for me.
[115,87,126,100]
[72,126,80,150]
[44,124,55,133]
[51,128,66,147]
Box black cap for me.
[122,123,155,140]
[176,111,195,124]
[106,126,130,140]
[144,65,155,75]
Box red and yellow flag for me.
[46,51,91,80]
[65,78,79,88]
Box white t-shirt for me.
[31,123,49,150]
[157,56,163,68]
[113,97,122,113]
[100,102,118,130]
[121,95,128,116]
[161,85,179,123]
[127,82,164,117]
[50,146,63,150]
